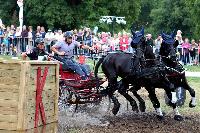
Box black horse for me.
[159,32,196,108]
[95,28,183,120]
[134,31,196,108]
[128,31,196,120]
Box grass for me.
[184,65,200,72]
[1,55,199,114]
[139,77,200,116]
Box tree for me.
[150,0,193,38]
[0,0,18,26]
[186,0,200,39]
[1,0,141,31]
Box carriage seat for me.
[59,64,75,73]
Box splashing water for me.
[57,92,143,132]
[58,96,111,130]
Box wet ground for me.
[78,113,200,133]
[57,88,200,133]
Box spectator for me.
[77,29,83,43]
[182,38,191,65]
[55,29,63,41]
[28,26,34,49]
[14,27,21,52]
[176,30,183,41]
[35,25,41,39]
[113,34,120,51]
[198,40,200,65]
[1,32,9,55]
[15,27,21,37]
[21,25,28,52]
[83,30,92,55]
[154,35,162,55]
[8,29,15,55]
[91,38,100,56]
[73,29,78,41]
[176,30,184,62]
[123,32,129,51]
[0,27,3,46]
[190,39,198,64]
[40,26,46,38]
[45,29,54,53]
[10,25,15,30]
[84,30,92,46]
[146,34,154,47]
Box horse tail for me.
[94,56,106,90]
[94,56,105,79]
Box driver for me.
[51,31,93,80]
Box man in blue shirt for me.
[51,31,92,80]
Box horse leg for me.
[181,76,196,107]
[163,78,183,121]
[165,89,183,121]
[130,86,146,112]
[106,77,121,115]
[109,93,120,115]
[146,87,164,120]
[118,81,139,113]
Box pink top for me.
[182,42,191,49]
[101,33,107,43]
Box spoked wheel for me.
[58,82,74,110]
[82,86,112,116]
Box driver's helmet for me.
[64,31,73,38]
[35,38,44,45]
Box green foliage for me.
[1,0,141,31]
[1,0,200,39]
[186,0,200,39]
[150,0,193,37]
[0,0,18,26]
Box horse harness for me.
[129,52,184,79]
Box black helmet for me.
[35,38,44,45]
[64,31,73,38]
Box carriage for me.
[52,56,106,110]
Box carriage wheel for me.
[84,86,112,115]
[58,83,74,110]
[164,87,186,107]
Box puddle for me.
[58,97,111,130]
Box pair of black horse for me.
[94,28,196,121]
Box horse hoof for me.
[162,112,166,116]
[167,101,174,107]
[132,106,139,113]
[112,104,120,115]
[139,104,146,112]
[130,102,139,113]
[157,115,164,120]
[189,100,196,108]
[174,115,183,121]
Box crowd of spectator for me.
[0,24,200,65]
[0,25,133,56]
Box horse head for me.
[131,27,146,58]
[159,30,179,62]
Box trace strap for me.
[34,66,49,128]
